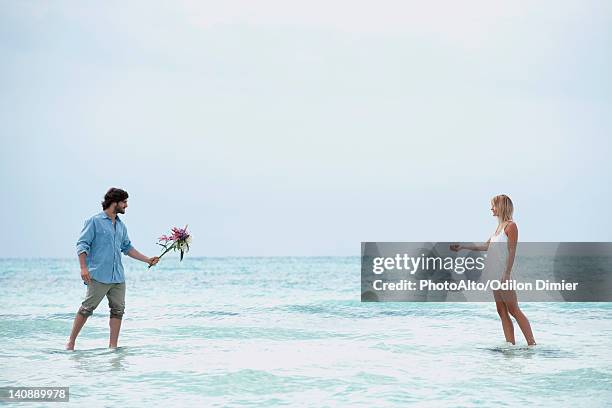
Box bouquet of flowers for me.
[149,225,192,268]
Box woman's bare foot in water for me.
[65,339,75,351]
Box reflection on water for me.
[66,347,129,373]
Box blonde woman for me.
[451,195,536,346]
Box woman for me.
[451,194,536,346]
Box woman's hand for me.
[450,244,462,252]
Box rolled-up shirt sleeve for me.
[76,218,95,255]
[121,228,134,255]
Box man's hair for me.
[102,188,129,210]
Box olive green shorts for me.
[78,279,126,319]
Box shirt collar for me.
[100,211,121,223]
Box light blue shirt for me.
[76,211,134,284]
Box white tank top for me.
[485,222,512,279]
[490,224,509,243]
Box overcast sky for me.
[1,0,611,257]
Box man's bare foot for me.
[109,344,117,349]
[65,340,75,351]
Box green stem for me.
[148,241,176,269]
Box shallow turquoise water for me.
[1,257,611,407]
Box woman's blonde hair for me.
[491,194,514,222]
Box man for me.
[66,187,159,350]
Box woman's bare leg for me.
[494,290,515,344]
[503,291,536,345]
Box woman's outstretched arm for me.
[450,238,491,252]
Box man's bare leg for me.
[66,313,88,350]
[109,317,122,348]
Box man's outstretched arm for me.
[121,228,158,266]
[127,248,159,266]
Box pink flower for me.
[151,225,192,268]
[158,226,190,243]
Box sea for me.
[1,257,611,407]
